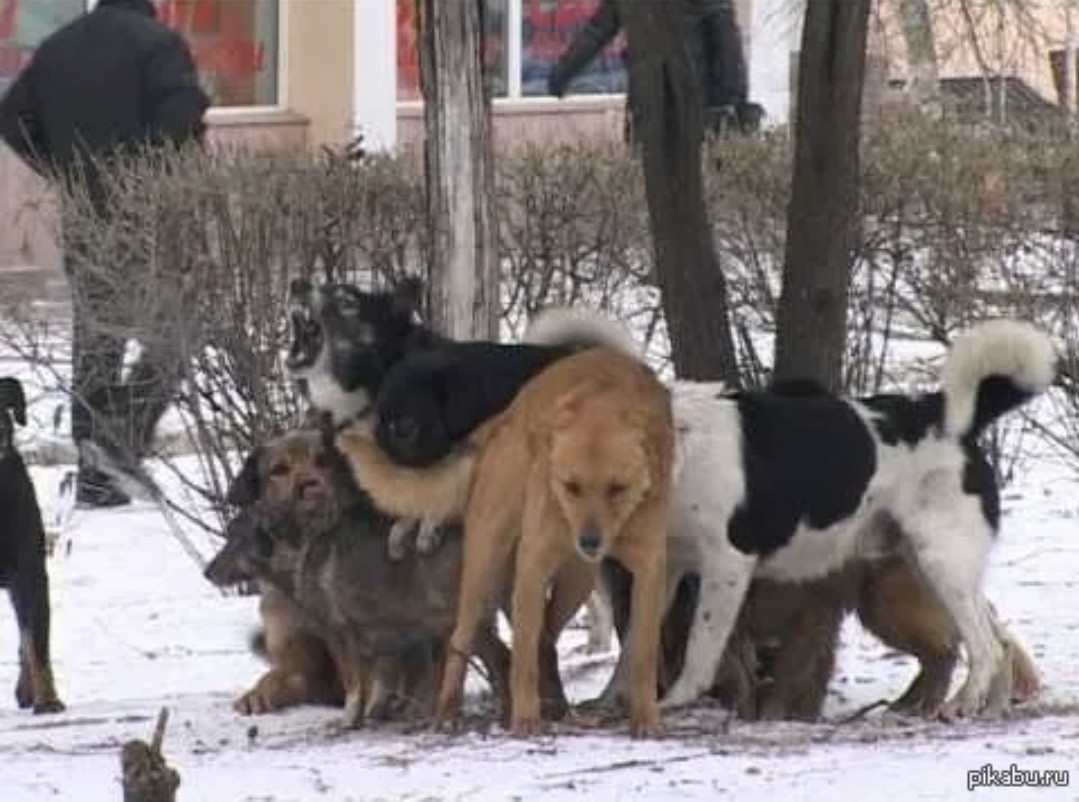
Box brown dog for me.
[337,347,675,737]
[656,556,1041,721]
[206,430,511,726]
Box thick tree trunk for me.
[897,0,941,116]
[418,0,500,340]
[618,1,741,386]
[773,0,871,391]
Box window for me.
[157,0,279,107]
[397,0,509,101]
[0,0,280,107]
[396,0,625,102]
[0,0,83,97]
[520,0,625,96]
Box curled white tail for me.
[523,307,641,358]
[940,319,1056,438]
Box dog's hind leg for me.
[10,568,64,714]
[660,544,757,710]
[900,505,1003,719]
[538,559,598,721]
[437,434,526,727]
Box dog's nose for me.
[576,525,603,559]
[388,417,420,445]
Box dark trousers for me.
[64,230,184,466]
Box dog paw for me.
[387,519,417,561]
[32,697,65,715]
[14,676,32,709]
[629,713,664,739]
[233,690,275,716]
[341,692,366,730]
[510,714,549,738]
[415,519,444,555]
[658,684,698,712]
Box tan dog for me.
[337,347,675,737]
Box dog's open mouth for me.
[286,278,323,373]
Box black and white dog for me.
[0,377,64,714]
[611,320,1055,719]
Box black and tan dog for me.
[206,429,513,727]
[0,377,64,714]
[610,554,1041,722]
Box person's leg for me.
[64,246,130,507]
[123,342,186,462]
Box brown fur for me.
[232,587,343,716]
[207,430,510,726]
[700,556,1041,720]
[338,347,675,737]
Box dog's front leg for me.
[613,502,669,738]
[660,546,757,710]
[509,496,569,737]
[437,431,526,729]
[11,567,64,714]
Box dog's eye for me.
[563,479,582,497]
[607,482,627,500]
[269,462,289,477]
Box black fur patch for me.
[374,343,574,467]
[727,391,876,557]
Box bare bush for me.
[4,114,1079,541]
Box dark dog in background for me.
[206,429,513,727]
[0,377,64,714]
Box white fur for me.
[600,320,1055,719]
[523,306,642,358]
[294,345,373,428]
[941,318,1056,437]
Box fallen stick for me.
[120,707,180,802]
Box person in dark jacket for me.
[0,0,209,508]
[548,0,761,143]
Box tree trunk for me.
[618,1,741,386]
[773,0,871,392]
[897,0,941,116]
[418,0,500,340]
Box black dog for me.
[0,377,64,713]
[286,278,632,467]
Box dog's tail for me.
[940,319,1056,439]
[335,423,481,523]
[523,307,640,358]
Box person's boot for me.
[75,464,131,509]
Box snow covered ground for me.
[0,413,1077,800]
[1,308,1078,800]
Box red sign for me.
[0,0,18,39]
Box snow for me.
[1,420,1077,800]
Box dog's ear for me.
[391,275,425,319]
[226,447,263,508]
[0,378,28,427]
